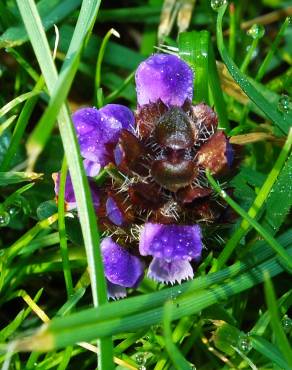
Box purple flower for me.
[101,237,144,299]
[139,223,202,284]
[52,53,236,296]
[135,54,194,106]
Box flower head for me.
[53,53,236,297]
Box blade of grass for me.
[0,0,82,48]
[94,28,120,107]
[0,77,45,172]
[179,30,209,104]
[104,70,135,105]
[15,1,113,368]
[0,115,17,136]
[25,0,104,170]
[264,273,292,367]
[0,91,40,119]
[228,3,236,59]
[239,35,259,74]
[250,335,291,370]
[261,152,292,233]
[212,127,292,271]
[13,244,292,350]
[206,169,292,270]
[216,4,290,135]
[163,302,192,370]
[16,230,291,332]
[179,31,229,130]
[0,171,42,186]
[6,48,40,82]
[256,17,290,82]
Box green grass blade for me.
[0,91,40,119]
[0,77,44,172]
[250,335,291,370]
[0,172,43,186]
[6,48,40,82]
[0,115,17,136]
[163,302,192,370]
[26,0,103,169]
[94,28,120,107]
[212,127,292,271]
[256,17,290,82]
[264,274,292,367]
[179,30,209,104]
[0,0,82,49]
[216,4,290,135]
[262,152,292,234]
[206,169,292,269]
[13,245,292,350]
[15,0,113,367]
[179,30,229,130]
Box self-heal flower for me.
[53,53,236,296]
[139,223,202,284]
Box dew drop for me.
[278,94,291,113]
[281,315,292,332]
[247,24,265,39]
[7,206,19,217]
[0,210,10,227]
[237,335,252,352]
[210,0,228,11]
[135,353,145,365]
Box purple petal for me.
[107,280,127,300]
[83,159,101,177]
[226,141,234,167]
[139,223,202,261]
[135,54,193,106]
[101,237,144,287]
[148,258,194,284]
[72,105,134,165]
[53,173,100,211]
[99,104,135,142]
[106,196,124,226]
[72,107,110,164]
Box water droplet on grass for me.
[211,0,228,11]
[0,210,10,227]
[278,94,291,113]
[247,24,265,39]
[135,354,145,365]
[282,315,292,332]
[238,335,252,352]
